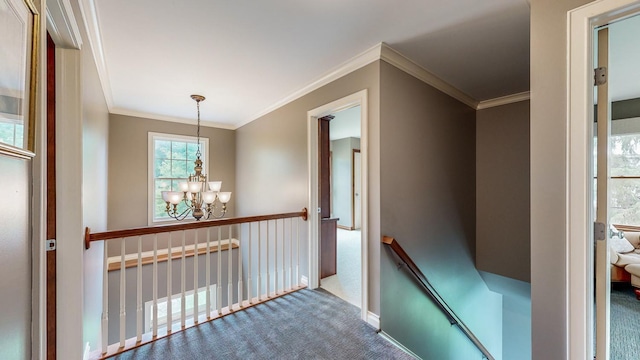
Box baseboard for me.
[378,331,422,359]
[367,311,380,329]
[337,225,353,231]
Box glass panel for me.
[155,179,171,198]
[187,142,200,160]
[171,141,188,160]
[155,140,171,159]
[15,124,23,148]
[172,160,188,178]
[155,198,169,219]
[610,134,640,176]
[155,158,172,178]
[0,122,16,146]
[610,178,640,226]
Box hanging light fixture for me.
[161,95,231,221]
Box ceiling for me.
[88,0,533,128]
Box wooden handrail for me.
[382,236,495,360]
[85,208,308,249]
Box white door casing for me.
[568,1,640,358]
[307,89,369,322]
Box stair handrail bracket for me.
[381,235,494,360]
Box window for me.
[0,116,24,148]
[148,132,208,224]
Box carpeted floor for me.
[611,283,640,360]
[114,288,413,360]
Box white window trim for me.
[148,132,209,226]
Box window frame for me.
[148,132,209,226]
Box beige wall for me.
[476,100,530,282]
[530,0,593,358]
[108,115,235,234]
[236,61,381,313]
[378,60,502,359]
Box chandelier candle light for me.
[161,95,231,221]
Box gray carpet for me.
[113,288,413,360]
[611,283,640,360]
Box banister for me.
[85,208,308,249]
[382,235,494,360]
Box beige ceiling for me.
[87,0,532,128]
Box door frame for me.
[307,89,368,321]
[352,149,361,230]
[568,1,640,358]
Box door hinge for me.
[594,222,606,241]
[594,67,607,86]
[46,239,56,251]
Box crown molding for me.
[236,43,383,129]
[379,43,479,109]
[46,0,82,49]
[110,108,236,130]
[77,0,114,110]
[476,91,530,110]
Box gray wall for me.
[235,61,381,313]
[379,60,502,359]
[0,156,31,359]
[476,100,530,282]
[108,115,236,232]
[530,0,592,358]
[331,137,360,228]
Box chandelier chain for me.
[196,99,201,158]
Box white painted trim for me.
[56,47,85,359]
[307,89,369,322]
[45,0,82,49]
[83,342,91,360]
[77,0,114,110]
[112,107,235,130]
[476,91,530,110]
[240,44,382,129]
[366,311,380,330]
[379,43,478,109]
[567,1,640,359]
[378,331,422,359]
[300,275,308,286]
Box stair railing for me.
[382,236,494,360]
[85,209,308,359]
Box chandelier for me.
[161,95,231,221]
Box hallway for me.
[321,229,362,308]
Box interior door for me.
[595,26,611,360]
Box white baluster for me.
[136,236,142,342]
[248,222,253,304]
[228,225,233,311]
[289,218,293,291]
[275,219,279,295]
[217,227,222,315]
[257,221,262,301]
[101,241,108,354]
[166,233,173,334]
[206,228,211,319]
[296,218,300,287]
[266,221,270,298]
[180,231,186,328]
[281,219,285,293]
[193,230,199,324]
[152,235,158,337]
[119,238,126,348]
[238,226,243,308]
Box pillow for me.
[610,236,635,254]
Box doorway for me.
[319,106,362,308]
[568,1,640,358]
[307,89,369,321]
